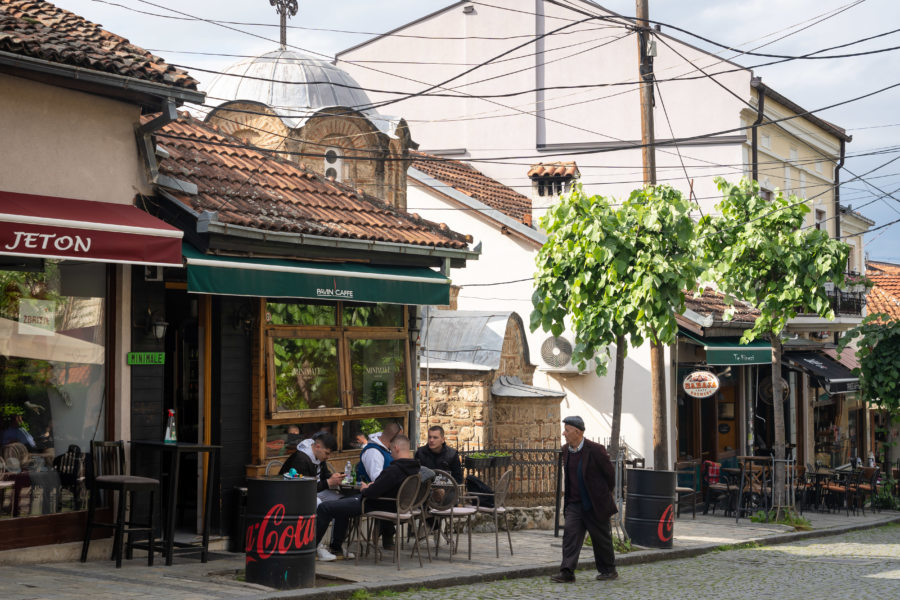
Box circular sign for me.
[682,370,720,398]
[718,423,731,434]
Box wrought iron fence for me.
[458,442,561,507]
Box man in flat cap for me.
[551,415,618,583]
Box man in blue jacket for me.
[551,415,618,583]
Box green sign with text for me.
[127,352,165,365]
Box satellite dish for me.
[540,336,573,368]
[759,375,789,406]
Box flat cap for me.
[562,415,585,431]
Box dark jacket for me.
[561,438,617,520]
[361,457,420,512]
[415,443,463,483]
[278,449,332,493]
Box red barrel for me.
[625,468,676,548]
[244,477,317,589]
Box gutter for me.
[0,51,205,106]
[750,78,766,183]
[408,168,546,246]
[157,190,480,264]
[135,99,179,185]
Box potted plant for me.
[489,450,512,469]
[843,273,874,294]
[465,451,492,470]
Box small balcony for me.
[825,288,866,316]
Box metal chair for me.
[361,475,424,569]
[53,445,86,511]
[427,470,477,561]
[674,460,699,519]
[0,456,15,516]
[80,441,159,568]
[470,469,514,558]
[264,459,284,477]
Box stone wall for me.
[491,396,561,448]
[419,370,492,447]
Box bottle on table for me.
[344,460,352,484]
[164,409,177,444]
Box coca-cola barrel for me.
[244,477,317,589]
[625,468,676,549]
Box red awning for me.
[0,190,183,267]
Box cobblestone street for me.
[390,524,900,600]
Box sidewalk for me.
[4,509,899,600]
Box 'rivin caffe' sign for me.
[682,370,720,398]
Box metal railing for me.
[459,444,561,508]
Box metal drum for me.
[625,468,676,548]
[244,477,317,589]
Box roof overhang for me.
[784,351,859,394]
[0,50,205,110]
[680,330,772,365]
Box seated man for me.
[278,431,343,496]
[415,425,463,483]
[355,422,402,483]
[315,434,420,561]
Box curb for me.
[264,514,900,599]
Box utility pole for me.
[635,0,667,471]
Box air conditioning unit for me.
[538,335,593,374]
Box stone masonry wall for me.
[419,370,492,447]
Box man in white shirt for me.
[355,422,402,483]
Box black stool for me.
[81,440,159,568]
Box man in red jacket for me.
[551,415,618,583]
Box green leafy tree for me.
[701,178,849,511]
[837,313,900,472]
[531,184,705,469]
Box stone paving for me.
[2,510,898,600]
[387,524,900,600]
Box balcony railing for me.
[826,288,866,316]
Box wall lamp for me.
[232,301,258,335]
[134,306,168,341]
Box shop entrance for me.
[163,289,202,533]
[677,367,738,464]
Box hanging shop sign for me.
[682,370,720,398]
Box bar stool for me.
[81,440,159,568]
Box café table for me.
[131,440,221,565]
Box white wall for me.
[340,0,752,215]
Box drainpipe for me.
[135,98,178,183]
[751,79,766,183]
[834,139,845,240]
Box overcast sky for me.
[50,0,900,262]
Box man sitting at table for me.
[415,425,463,483]
[278,431,343,495]
[315,434,420,561]
[355,422,402,483]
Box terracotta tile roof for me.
[823,347,859,372]
[527,161,580,179]
[0,0,198,90]
[410,151,532,224]
[865,261,900,320]
[152,114,469,249]
[683,288,760,324]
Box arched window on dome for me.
[324,147,343,182]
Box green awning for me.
[680,330,772,365]
[183,244,450,305]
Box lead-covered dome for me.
[204,49,398,135]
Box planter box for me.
[465,456,492,470]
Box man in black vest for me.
[551,415,618,583]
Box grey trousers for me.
[560,502,616,573]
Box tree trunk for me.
[609,334,626,461]
[650,340,668,470]
[769,333,786,517]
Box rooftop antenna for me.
[269,0,298,50]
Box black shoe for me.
[596,570,619,581]
[550,570,575,583]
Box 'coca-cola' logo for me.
[245,503,316,563]
[657,504,674,543]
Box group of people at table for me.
[277,422,463,561]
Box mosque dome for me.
[204,49,398,135]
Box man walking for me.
[551,416,618,583]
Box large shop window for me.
[263,301,410,454]
[0,260,106,519]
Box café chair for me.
[427,470,477,561]
[360,474,425,569]
[469,469,514,558]
[702,460,736,516]
[0,457,15,516]
[855,467,878,514]
[674,460,699,519]
[53,445,86,511]
[81,440,159,568]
